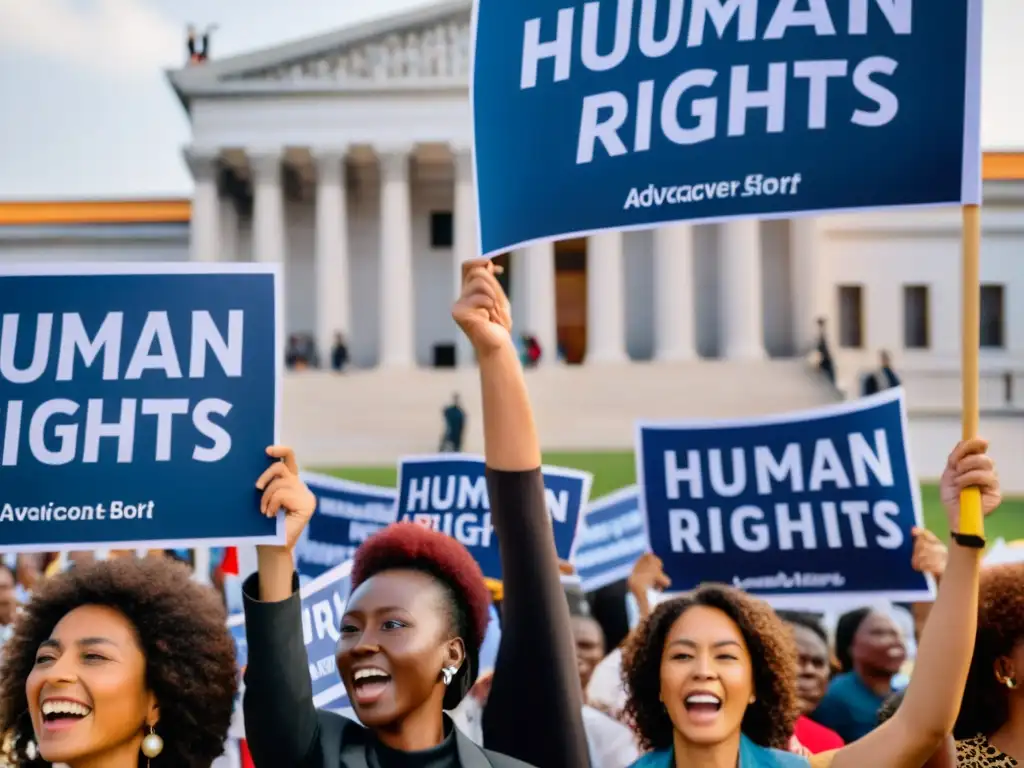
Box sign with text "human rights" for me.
[636,388,934,606]
[396,455,592,582]
[0,263,283,553]
[471,0,983,256]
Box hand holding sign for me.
[939,438,1001,534]
[256,446,316,552]
[452,259,512,357]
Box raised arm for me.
[453,260,589,767]
[828,438,999,768]
[243,447,321,767]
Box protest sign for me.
[636,388,933,606]
[396,454,592,582]
[572,485,649,592]
[0,263,283,553]
[470,0,983,256]
[296,473,398,581]
[229,558,353,727]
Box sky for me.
[0,0,1021,201]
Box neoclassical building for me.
[161,0,1024,382]
[3,0,1017,402]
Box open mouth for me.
[683,693,722,721]
[41,700,92,729]
[352,668,392,704]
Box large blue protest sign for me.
[471,0,983,256]
[0,263,283,553]
[572,485,649,593]
[396,454,592,582]
[636,388,933,606]
[296,473,398,581]
[229,559,354,722]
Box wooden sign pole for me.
[959,204,985,543]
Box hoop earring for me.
[441,666,459,686]
[141,725,164,764]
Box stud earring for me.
[441,666,459,686]
[1007,677,1018,690]
[141,726,164,761]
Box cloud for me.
[0,0,181,78]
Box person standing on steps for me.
[440,393,466,452]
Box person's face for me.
[791,624,830,714]
[659,605,754,747]
[25,605,157,766]
[337,569,465,729]
[0,569,16,625]
[851,611,905,676]
[571,615,605,691]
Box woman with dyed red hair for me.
[240,260,588,767]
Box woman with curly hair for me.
[623,437,1000,768]
[241,260,588,767]
[0,555,237,768]
[953,561,1024,765]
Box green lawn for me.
[317,450,1024,543]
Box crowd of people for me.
[0,260,1021,768]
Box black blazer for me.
[316,711,532,768]
[240,573,534,768]
[242,469,589,768]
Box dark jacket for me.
[242,468,589,768]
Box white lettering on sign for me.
[516,0,911,164]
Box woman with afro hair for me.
[0,554,237,768]
[241,259,589,767]
[953,561,1024,765]
[623,437,1001,768]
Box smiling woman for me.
[0,555,238,768]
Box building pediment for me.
[168,0,471,103]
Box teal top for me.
[629,733,809,768]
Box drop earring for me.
[141,726,164,764]
[441,666,459,686]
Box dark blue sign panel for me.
[296,473,398,581]
[472,0,983,255]
[0,263,283,553]
[396,454,591,582]
[637,389,934,605]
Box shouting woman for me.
[0,556,237,768]
[623,437,1000,768]
[240,260,588,767]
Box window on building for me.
[430,211,454,248]
[837,285,863,348]
[903,285,930,349]
[980,284,1005,348]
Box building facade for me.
[2,1,1021,403]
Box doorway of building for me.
[555,238,587,364]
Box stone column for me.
[378,147,416,368]
[585,231,627,363]
[790,217,827,352]
[249,149,287,357]
[520,242,559,365]
[653,224,696,360]
[249,150,285,265]
[452,147,476,367]
[185,148,220,262]
[719,219,766,359]
[313,148,351,366]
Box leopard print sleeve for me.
[956,735,1018,766]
